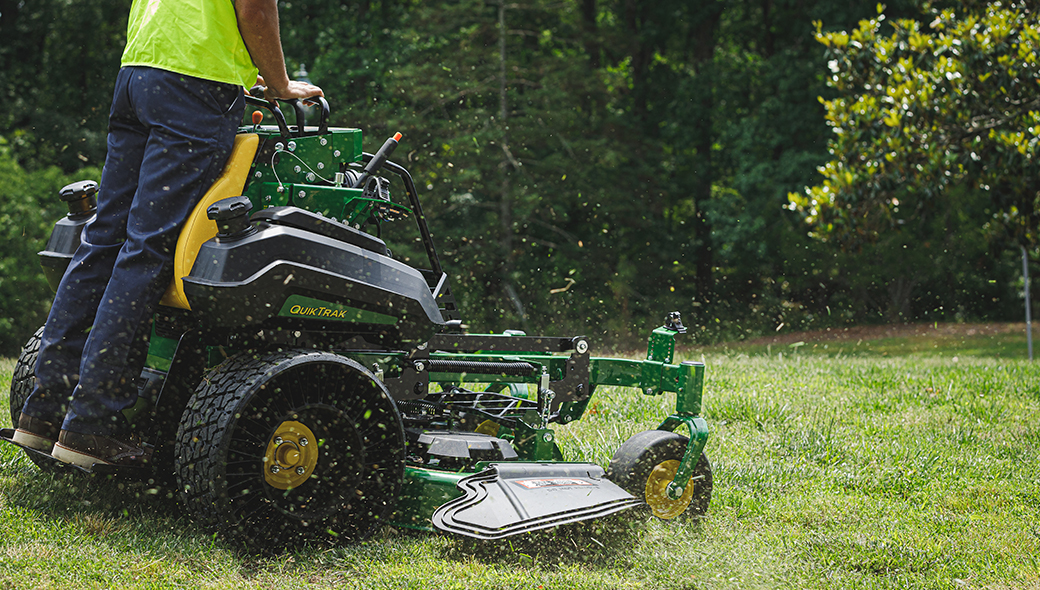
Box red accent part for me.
[251,111,263,125]
[393,132,403,142]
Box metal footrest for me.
[0,428,145,476]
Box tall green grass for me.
[1,344,1038,588]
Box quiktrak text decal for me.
[278,295,398,325]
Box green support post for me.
[656,361,708,500]
[674,360,704,415]
[646,325,679,363]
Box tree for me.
[5,0,1024,356]
[378,0,622,335]
[790,2,1040,253]
[0,0,129,171]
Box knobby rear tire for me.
[174,349,405,549]
[8,326,62,473]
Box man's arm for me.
[235,0,323,100]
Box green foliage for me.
[792,2,1040,250]
[0,0,1032,356]
[0,0,129,171]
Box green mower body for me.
[6,95,712,546]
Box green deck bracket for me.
[513,427,559,461]
[640,360,664,394]
[556,395,590,424]
[656,414,709,501]
[145,327,178,372]
[589,358,703,405]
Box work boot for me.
[12,413,61,452]
[51,430,152,469]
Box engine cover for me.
[182,207,444,344]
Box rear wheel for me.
[175,349,405,548]
[607,430,712,519]
[8,327,61,473]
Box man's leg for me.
[15,68,145,450]
[56,68,243,462]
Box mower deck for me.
[431,462,641,540]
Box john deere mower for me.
[3,94,712,546]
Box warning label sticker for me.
[513,478,594,489]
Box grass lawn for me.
[0,324,1038,589]
[704,322,1037,360]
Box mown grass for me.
[707,323,1036,359]
[1,335,1038,589]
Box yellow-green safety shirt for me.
[121,0,258,89]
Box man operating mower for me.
[13,0,323,468]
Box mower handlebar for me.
[244,88,329,137]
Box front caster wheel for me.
[175,349,406,548]
[606,430,712,519]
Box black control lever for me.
[286,98,308,134]
[351,132,402,189]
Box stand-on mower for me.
[3,94,712,547]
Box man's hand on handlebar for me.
[256,75,324,101]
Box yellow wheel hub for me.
[644,459,695,519]
[263,421,318,490]
[474,420,501,437]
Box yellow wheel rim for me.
[474,420,501,437]
[645,459,696,519]
[263,421,318,490]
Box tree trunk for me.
[496,0,527,326]
[623,0,653,124]
[761,0,775,58]
[689,5,722,299]
[579,0,601,69]
[885,275,918,323]
[1024,245,1033,360]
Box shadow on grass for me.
[438,509,706,568]
[1,461,185,528]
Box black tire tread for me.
[9,326,44,427]
[174,348,406,547]
[174,350,284,524]
[8,326,61,473]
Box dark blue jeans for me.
[25,66,244,437]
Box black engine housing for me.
[183,206,445,344]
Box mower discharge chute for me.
[3,95,712,546]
